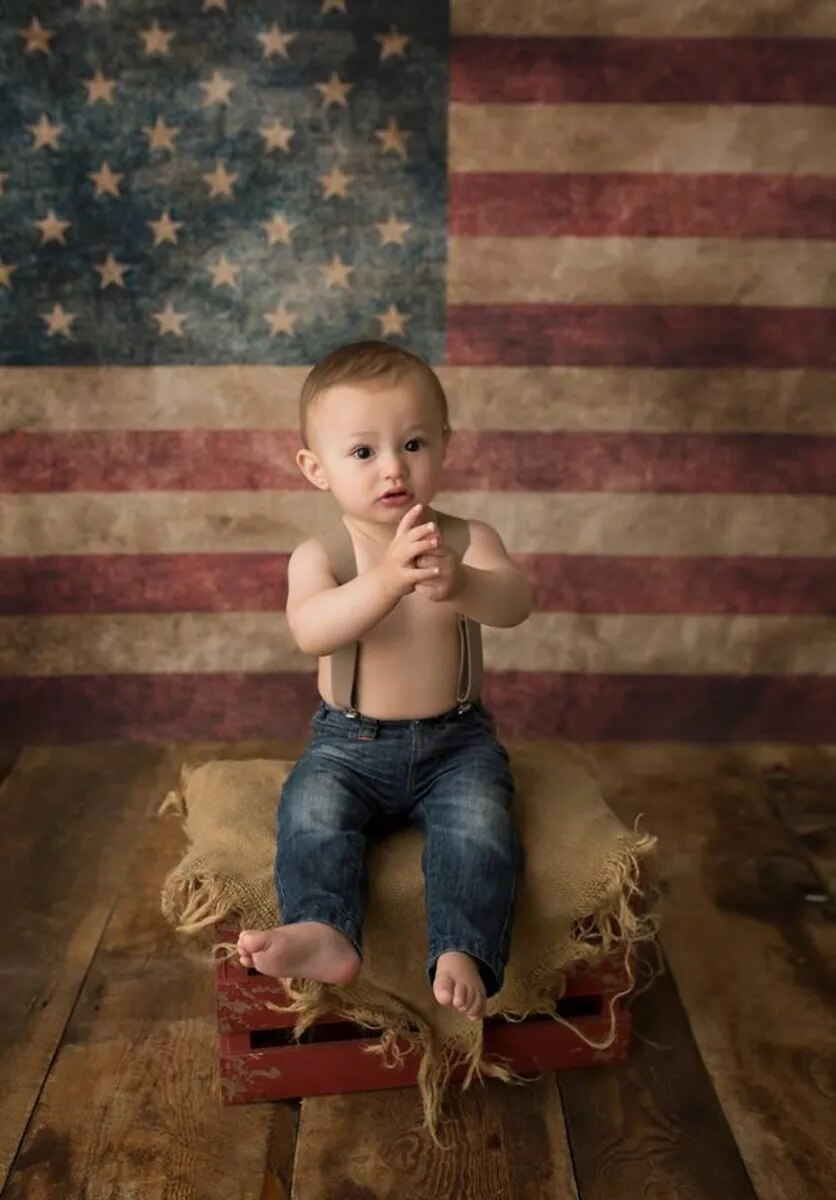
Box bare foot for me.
[236,922,361,985]
[433,950,487,1021]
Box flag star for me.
[318,165,352,199]
[375,27,410,60]
[375,213,411,247]
[321,0,347,12]
[258,23,295,58]
[42,303,76,337]
[316,72,353,109]
[260,119,294,153]
[263,212,295,246]
[20,18,54,55]
[0,260,17,290]
[203,0,227,9]
[377,303,409,337]
[200,70,235,107]
[153,301,187,336]
[375,117,410,158]
[34,210,71,245]
[94,252,129,288]
[209,254,240,289]
[89,162,123,198]
[148,209,183,246]
[141,21,174,56]
[202,159,238,198]
[84,69,116,105]
[28,114,63,152]
[264,304,298,336]
[321,253,353,289]
[143,116,180,153]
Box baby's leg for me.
[238,750,372,985]
[419,743,522,1019]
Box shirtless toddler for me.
[237,341,532,1019]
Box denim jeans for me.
[275,698,523,998]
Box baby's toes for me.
[453,981,470,1011]
[467,992,485,1021]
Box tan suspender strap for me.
[315,510,483,714]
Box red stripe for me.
[3,430,834,493]
[450,37,836,104]
[2,554,833,616]
[449,174,836,239]
[447,305,836,367]
[2,673,833,742]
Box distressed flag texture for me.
[1,0,835,742]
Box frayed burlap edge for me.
[159,766,662,1145]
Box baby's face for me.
[302,376,449,522]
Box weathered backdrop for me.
[1,0,835,742]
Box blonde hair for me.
[299,340,450,450]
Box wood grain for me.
[291,1075,578,1200]
[1,744,294,1200]
[595,744,836,1200]
[0,743,167,1188]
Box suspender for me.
[316,509,484,717]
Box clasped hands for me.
[412,525,465,602]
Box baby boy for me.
[237,341,533,1019]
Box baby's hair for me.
[299,340,451,450]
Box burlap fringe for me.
[160,770,661,1141]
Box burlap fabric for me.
[160,742,660,1135]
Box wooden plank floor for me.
[1,741,833,1200]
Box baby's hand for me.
[413,531,465,603]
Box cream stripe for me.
[2,612,833,676]
[3,366,835,434]
[450,105,836,175]
[2,492,834,557]
[452,0,836,36]
[448,237,836,307]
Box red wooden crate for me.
[213,924,633,1103]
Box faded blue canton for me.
[0,1,448,365]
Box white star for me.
[263,212,295,246]
[377,304,409,337]
[84,69,116,105]
[321,0,346,12]
[200,70,235,107]
[89,162,123,198]
[42,303,76,338]
[318,165,352,199]
[140,21,174,56]
[375,27,410,60]
[209,254,240,289]
[20,18,54,55]
[321,253,353,289]
[153,301,187,336]
[316,72,353,108]
[203,0,227,9]
[375,213,411,247]
[148,209,183,246]
[34,210,71,245]
[0,260,17,290]
[260,119,294,153]
[28,114,63,151]
[202,160,238,198]
[264,304,298,336]
[257,23,295,58]
[94,252,129,288]
[143,116,180,153]
[375,116,410,158]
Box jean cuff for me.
[280,905,363,961]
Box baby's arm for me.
[452,520,533,628]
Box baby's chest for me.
[367,590,459,650]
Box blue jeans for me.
[275,698,523,998]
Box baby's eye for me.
[405,439,424,452]
[352,446,373,460]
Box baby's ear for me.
[295,447,330,491]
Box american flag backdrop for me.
[1,0,835,742]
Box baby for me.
[237,341,533,1019]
